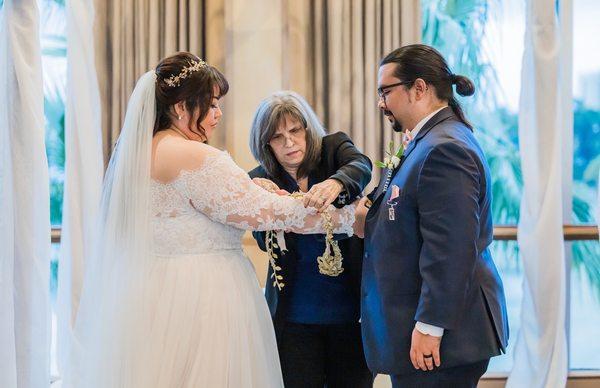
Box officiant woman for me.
[249,91,374,388]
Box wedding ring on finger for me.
[423,354,434,370]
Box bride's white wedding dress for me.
[64,71,354,388]
[144,150,354,387]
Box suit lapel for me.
[371,107,455,206]
[369,167,392,202]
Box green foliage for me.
[50,245,59,300]
[574,101,600,187]
[42,0,67,226]
[39,0,67,300]
[423,0,521,228]
[47,112,64,226]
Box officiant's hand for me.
[303,178,344,212]
[353,197,369,238]
[410,328,442,371]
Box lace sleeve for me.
[172,151,355,235]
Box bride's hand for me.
[353,196,369,238]
[252,177,288,195]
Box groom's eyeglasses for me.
[377,81,413,102]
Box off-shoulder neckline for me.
[151,150,230,186]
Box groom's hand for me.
[410,328,442,371]
[353,197,369,238]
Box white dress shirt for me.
[411,105,448,338]
[409,105,447,140]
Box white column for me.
[223,0,284,170]
[0,1,51,387]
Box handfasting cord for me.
[266,192,344,290]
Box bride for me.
[64,52,356,388]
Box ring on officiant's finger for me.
[423,354,433,359]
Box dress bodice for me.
[148,151,354,256]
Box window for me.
[422,0,525,373]
[422,0,600,373]
[569,0,600,371]
[41,0,67,379]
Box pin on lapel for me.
[387,185,401,221]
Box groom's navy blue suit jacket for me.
[361,107,509,375]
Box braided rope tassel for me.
[266,230,284,290]
[316,211,344,276]
[264,192,345,289]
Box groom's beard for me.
[383,110,404,133]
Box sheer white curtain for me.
[507,0,571,386]
[56,0,104,378]
[0,1,51,387]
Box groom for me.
[355,45,509,387]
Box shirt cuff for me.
[415,321,444,337]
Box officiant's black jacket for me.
[249,131,372,338]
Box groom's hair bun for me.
[153,52,229,139]
[452,75,475,97]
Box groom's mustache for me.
[383,110,404,133]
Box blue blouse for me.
[278,172,359,324]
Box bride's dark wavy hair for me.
[154,52,229,139]
[380,44,475,130]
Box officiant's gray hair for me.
[249,91,326,180]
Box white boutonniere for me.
[377,131,414,193]
[376,141,405,170]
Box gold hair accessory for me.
[266,192,344,291]
[164,59,208,88]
